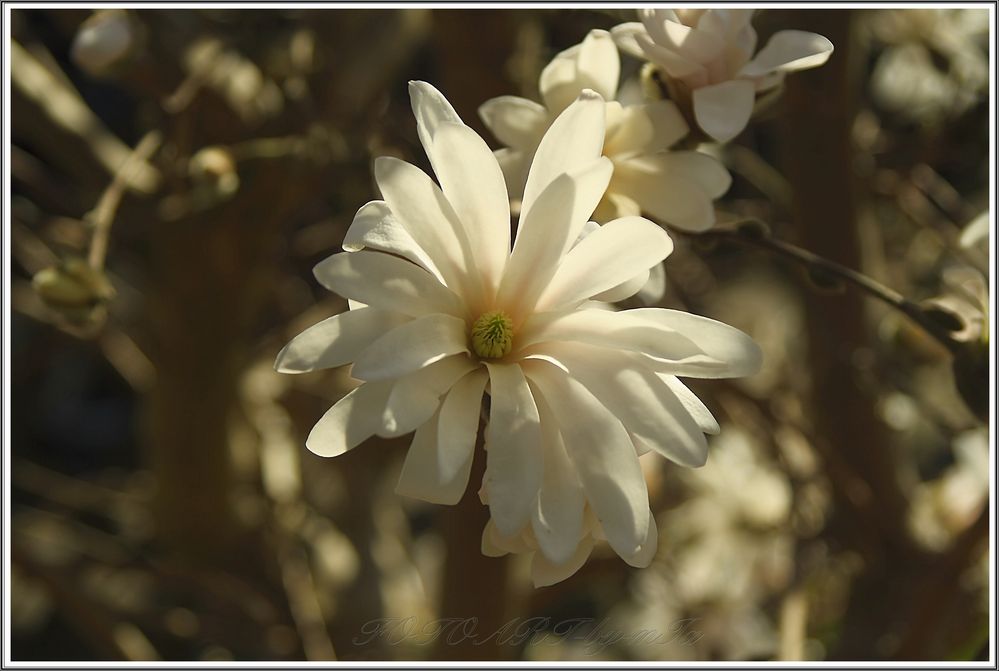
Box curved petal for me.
[622,512,659,568]
[630,308,763,378]
[395,370,486,505]
[381,355,477,437]
[497,159,613,318]
[535,342,709,468]
[479,95,549,149]
[612,157,718,231]
[313,251,464,318]
[430,122,510,296]
[592,269,650,303]
[409,80,463,171]
[306,381,393,457]
[525,361,649,560]
[520,90,606,224]
[483,362,543,536]
[610,22,650,59]
[652,151,732,199]
[481,518,532,557]
[692,79,755,143]
[275,307,411,374]
[536,216,673,310]
[373,156,476,297]
[343,200,443,282]
[604,100,689,157]
[660,374,720,435]
[530,392,586,566]
[351,313,469,382]
[531,535,594,587]
[541,29,620,114]
[740,30,834,78]
[636,33,709,85]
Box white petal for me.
[409,80,463,166]
[636,33,709,85]
[395,370,486,505]
[343,200,443,282]
[306,381,393,457]
[612,156,719,231]
[313,251,464,318]
[604,100,689,157]
[531,535,594,587]
[478,95,549,149]
[622,513,659,568]
[630,308,763,378]
[481,518,531,557]
[654,151,732,199]
[536,216,673,310]
[497,159,613,318]
[430,122,510,295]
[592,269,649,303]
[373,156,474,296]
[740,30,834,78]
[610,22,649,59]
[520,90,606,224]
[692,79,756,143]
[541,29,620,113]
[636,263,668,305]
[351,313,469,382]
[483,362,543,536]
[530,393,585,566]
[275,307,411,374]
[494,147,532,202]
[537,342,709,468]
[381,355,477,437]
[660,375,720,435]
[659,19,725,64]
[519,308,705,362]
[525,362,649,560]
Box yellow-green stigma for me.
[471,310,514,359]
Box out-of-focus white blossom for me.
[612,10,833,142]
[276,80,762,586]
[480,29,732,232]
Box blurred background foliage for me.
[7,7,992,662]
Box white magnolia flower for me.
[480,29,731,232]
[276,81,762,585]
[612,9,834,142]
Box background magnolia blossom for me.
[612,9,834,142]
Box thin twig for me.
[86,131,162,270]
[683,223,961,354]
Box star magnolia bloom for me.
[275,81,762,585]
[612,9,834,142]
[480,28,731,232]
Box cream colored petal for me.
[525,362,649,560]
[481,518,532,557]
[612,157,718,231]
[636,33,708,84]
[651,151,732,198]
[536,216,673,311]
[395,410,464,505]
[483,362,543,536]
[539,31,619,112]
[351,313,469,382]
[436,370,488,483]
[409,80,463,171]
[636,263,668,305]
[373,156,475,297]
[313,251,465,318]
[660,19,726,64]
[306,381,393,457]
[603,100,689,157]
[610,22,649,59]
[430,122,510,296]
[380,354,478,438]
[659,374,720,435]
[622,512,659,568]
[498,159,613,318]
[692,79,756,143]
[494,147,532,202]
[740,30,834,78]
[631,308,762,378]
[536,342,709,468]
[531,535,594,587]
[529,392,586,566]
[275,307,411,374]
[478,95,549,149]
[343,200,443,282]
[520,90,606,224]
[592,269,649,303]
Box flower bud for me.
[70,10,139,77]
[32,258,114,324]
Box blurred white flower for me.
[612,9,833,142]
[276,81,762,584]
[480,29,731,232]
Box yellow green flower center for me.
[471,310,514,359]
